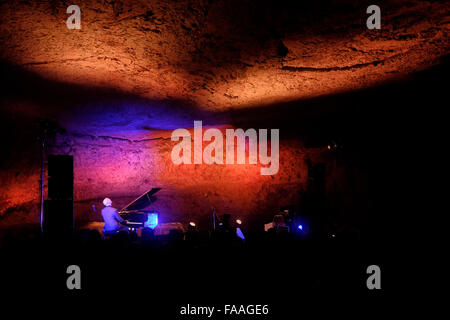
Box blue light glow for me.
[236,227,245,240]
[298,224,303,231]
[144,213,158,229]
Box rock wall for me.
[0,122,329,230]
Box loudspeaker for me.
[43,200,74,234]
[48,155,73,199]
[48,177,73,199]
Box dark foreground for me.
[0,227,390,318]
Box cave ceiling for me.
[0,0,449,138]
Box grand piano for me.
[118,188,161,229]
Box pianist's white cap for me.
[103,198,112,207]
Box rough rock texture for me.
[0,122,328,227]
[1,0,448,116]
[0,0,448,228]
[53,132,316,228]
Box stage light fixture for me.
[144,213,158,229]
[236,227,245,240]
[298,224,303,231]
[189,221,196,227]
[236,219,242,225]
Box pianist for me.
[101,198,128,233]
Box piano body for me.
[118,188,161,229]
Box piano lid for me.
[119,188,161,212]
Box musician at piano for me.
[101,198,129,233]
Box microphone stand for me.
[205,193,217,232]
[38,131,45,232]
[212,207,216,231]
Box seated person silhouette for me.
[217,214,233,233]
[101,198,128,234]
[272,213,289,233]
